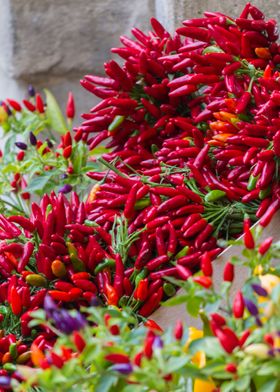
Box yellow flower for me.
[259,274,280,294]
[244,343,269,359]
[253,264,263,276]
[186,327,216,392]
[0,106,8,124]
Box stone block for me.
[155,0,280,32]
[4,0,155,79]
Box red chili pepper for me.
[73,279,97,293]
[113,254,124,298]
[63,145,72,159]
[23,99,36,112]
[10,286,22,315]
[256,197,272,218]
[105,353,130,364]
[138,287,163,317]
[233,291,245,318]
[211,313,226,326]
[35,94,45,113]
[48,290,71,302]
[175,264,192,280]
[146,216,170,230]
[258,237,273,255]
[183,218,208,238]
[144,319,163,332]
[215,327,240,354]
[134,278,149,301]
[18,242,34,273]
[243,217,255,249]
[174,320,183,340]
[6,99,22,111]
[124,183,139,220]
[54,281,74,292]
[259,199,280,227]
[223,262,234,282]
[193,276,212,289]
[146,254,169,271]
[201,252,213,277]
[66,92,75,119]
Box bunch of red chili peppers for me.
[1,3,280,383]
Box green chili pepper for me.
[45,204,52,216]
[108,115,125,133]
[66,242,86,272]
[205,189,226,202]
[9,343,17,360]
[135,268,148,287]
[259,186,271,200]
[3,363,17,372]
[175,246,189,260]
[202,45,224,54]
[151,144,159,154]
[247,174,259,191]
[163,283,176,297]
[26,274,47,287]
[197,122,208,131]
[118,296,130,307]
[94,258,115,274]
[135,198,151,210]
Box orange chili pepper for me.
[51,259,67,278]
[31,343,45,367]
[87,184,101,203]
[213,111,237,122]
[255,47,271,60]
[2,352,11,364]
[207,140,224,147]
[212,133,234,142]
[104,282,119,306]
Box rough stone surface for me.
[7,0,155,78]
[156,0,280,32]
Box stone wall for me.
[0,0,279,120]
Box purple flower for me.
[44,295,86,334]
[251,284,268,297]
[0,376,11,389]
[52,309,86,334]
[15,142,27,150]
[28,85,36,97]
[58,184,73,194]
[90,295,102,307]
[60,173,68,180]
[44,295,58,318]
[245,298,259,316]
[153,336,163,349]
[46,138,54,148]
[29,132,37,146]
[111,363,133,375]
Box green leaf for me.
[235,375,250,391]
[24,172,54,194]
[221,381,236,392]
[166,357,192,373]
[189,337,224,358]
[254,377,279,392]
[186,296,201,317]
[162,294,189,307]
[44,89,67,135]
[95,374,118,392]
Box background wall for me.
[0,0,279,120]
